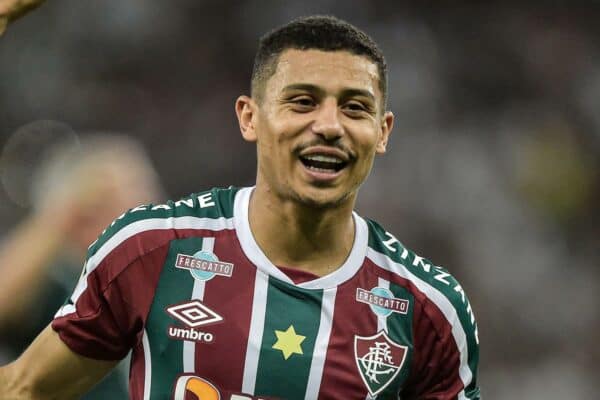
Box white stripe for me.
[54,303,76,318]
[182,336,196,373]
[183,237,214,372]
[377,277,390,333]
[54,260,91,318]
[68,216,234,307]
[363,278,391,400]
[241,271,269,394]
[304,288,337,400]
[173,376,188,400]
[234,187,292,283]
[298,213,368,290]
[173,375,196,399]
[366,248,473,397]
[142,329,151,400]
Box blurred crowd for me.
[0,2,598,399]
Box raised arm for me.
[0,325,117,399]
[0,0,45,35]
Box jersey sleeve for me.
[51,189,232,361]
[52,211,170,361]
[403,288,481,400]
[363,219,481,399]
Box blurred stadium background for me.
[1,1,598,398]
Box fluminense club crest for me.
[354,330,407,397]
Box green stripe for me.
[254,277,323,400]
[366,219,480,394]
[457,290,480,396]
[378,282,414,398]
[145,237,203,398]
[88,187,239,257]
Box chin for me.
[290,186,353,210]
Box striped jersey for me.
[52,186,480,400]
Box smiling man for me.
[0,16,480,400]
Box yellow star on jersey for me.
[272,325,306,360]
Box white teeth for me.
[307,166,335,173]
[303,154,343,163]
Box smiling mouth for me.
[299,154,348,173]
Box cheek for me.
[353,126,382,155]
[256,117,298,157]
[256,130,287,171]
[349,129,381,173]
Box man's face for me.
[243,49,393,208]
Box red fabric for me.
[365,260,464,400]
[317,259,465,399]
[129,338,146,400]
[51,220,467,398]
[277,265,320,284]
[52,243,169,360]
[192,232,258,390]
[51,227,234,360]
[401,297,463,399]
[318,262,379,399]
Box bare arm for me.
[0,325,118,400]
[0,0,45,35]
[0,210,71,328]
[0,161,125,328]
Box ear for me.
[376,111,394,154]
[235,95,258,142]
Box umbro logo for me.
[166,300,223,343]
[167,300,223,328]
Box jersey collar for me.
[233,186,368,290]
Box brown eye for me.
[346,102,366,111]
[343,101,369,115]
[289,96,316,112]
[293,97,315,107]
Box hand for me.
[0,0,45,36]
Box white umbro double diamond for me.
[166,300,223,328]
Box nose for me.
[311,98,343,140]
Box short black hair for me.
[251,15,388,108]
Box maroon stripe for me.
[52,226,237,399]
[402,299,463,399]
[364,260,464,399]
[52,244,169,360]
[91,227,237,283]
[278,265,319,284]
[129,340,145,400]
[317,264,379,399]
[193,232,257,392]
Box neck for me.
[248,184,356,277]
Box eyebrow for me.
[282,83,376,103]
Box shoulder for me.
[364,218,480,396]
[85,186,241,272]
[364,218,479,343]
[53,188,242,324]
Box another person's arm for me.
[0,325,117,399]
[0,0,45,35]
[0,209,71,328]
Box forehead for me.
[267,49,381,98]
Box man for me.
[0,15,480,400]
